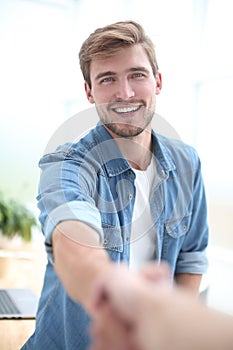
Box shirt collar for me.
[94,122,176,177]
[94,123,131,177]
[152,130,176,174]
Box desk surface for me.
[0,241,46,349]
[1,320,36,350]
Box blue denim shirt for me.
[22,122,208,350]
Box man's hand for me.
[89,263,171,350]
[89,302,141,350]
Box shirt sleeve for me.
[37,147,103,262]
[175,151,209,274]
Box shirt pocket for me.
[102,224,123,252]
[164,213,192,239]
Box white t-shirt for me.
[130,159,157,270]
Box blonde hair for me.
[79,20,159,88]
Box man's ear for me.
[155,72,162,95]
[84,82,95,104]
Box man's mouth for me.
[111,105,142,114]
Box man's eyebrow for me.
[128,66,150,73]
[95,71,116,81]
[94,67,150,81]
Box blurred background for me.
[0,0,233,314]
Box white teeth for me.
[114,105,140,113]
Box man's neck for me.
[106,126,153,171]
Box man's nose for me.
[114,79,135,100]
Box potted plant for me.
[0,192,38,277]
[0,191,37,248]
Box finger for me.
[89,264,129,314]
[139,262,171,285]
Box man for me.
[22,21,208,349]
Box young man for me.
[22,21,209,349]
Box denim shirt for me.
[22,123,208,350]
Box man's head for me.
[79,21,162,139]
[79,21,159,90]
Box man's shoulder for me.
[154,133,200,170]
[39,126,100,165]
[52,124,102,153]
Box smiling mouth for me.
[111,105,142,114]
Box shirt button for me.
[128,170,132,175]
[128,193,133,200]
[103,238,108,244]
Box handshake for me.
[88,263,233,350]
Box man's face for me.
[85,44,162,138]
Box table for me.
[0,241,46,349]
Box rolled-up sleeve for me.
[175,153,209,274]
[176,251,208,274]
[37,146,103,262]
[43,200,103,261]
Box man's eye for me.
[132,72,145,79]
[100,77,113,83]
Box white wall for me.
[0,0,233,249]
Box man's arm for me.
[52,220,111,310]
[52,220,139,349]
[175,273,202,296]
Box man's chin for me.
[104,123,144,138]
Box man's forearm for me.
[175,273,202,296]
[52,220,111,310]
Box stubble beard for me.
[97,104,155,138]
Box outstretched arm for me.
[52,220,111,309]
[52,220,139,350]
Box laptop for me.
[0,288,38,319]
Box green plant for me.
[0,192,37,242]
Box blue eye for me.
[132,72,146,79]
[100,77,114,83]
